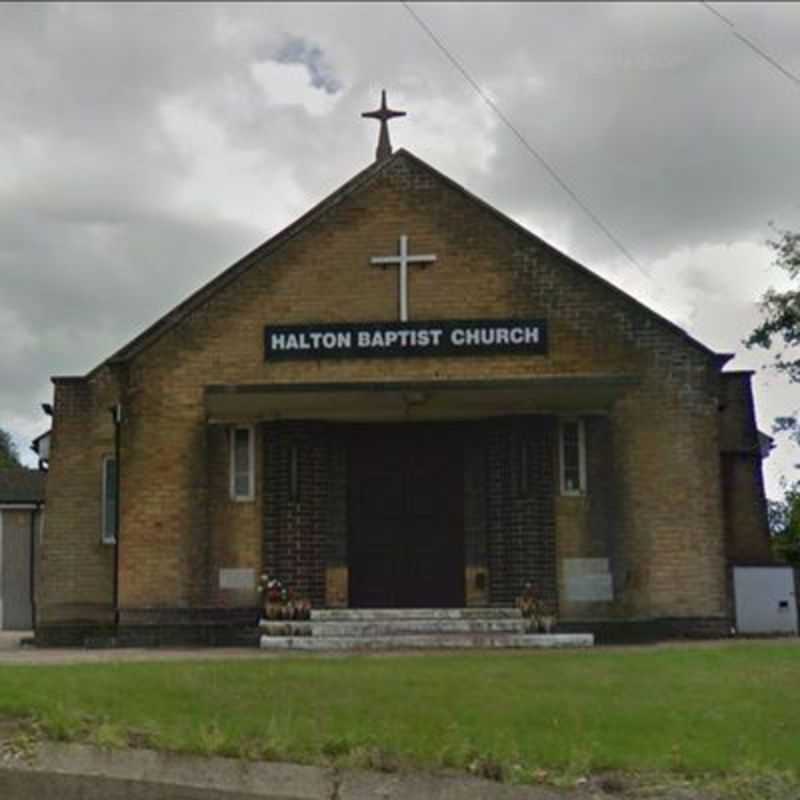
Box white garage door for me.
[734,567,798,635]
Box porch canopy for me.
[204,376,639,424]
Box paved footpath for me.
[0,630,797,666]
[0,631,273,665]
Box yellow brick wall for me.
[207,423,262,607]
[41,152,730,622]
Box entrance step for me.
[259,632,594,651]
[259,608,594,651]
[260,618,527,637]
[312,608,523,622]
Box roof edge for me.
[393,149,720,361]
[52,375,87,384]
[91,151,407,376]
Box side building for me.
[0,468,45,631]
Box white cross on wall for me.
[370,235,437,322]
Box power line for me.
[401,2,648,277]
[700,2,800,90]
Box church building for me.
[37,96,772,646]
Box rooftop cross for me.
[361,90,406,162]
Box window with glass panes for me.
[560,419,585,494]
[230,426,254,500]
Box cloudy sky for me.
[1,2,797,496]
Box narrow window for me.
[102,455,117,544]
[230,426,255,501]
[560,419,586,495]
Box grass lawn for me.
[0,643,798,791]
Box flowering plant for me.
[515,582,557,633]
[259,575,285,603]
[515,582,543,619]
[258,574,311,622]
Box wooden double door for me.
[349,423,465,608]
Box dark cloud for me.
[275,35,343,94]
[0,2,797,491]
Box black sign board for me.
[264,319,548,361]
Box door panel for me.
[1,511,33,630]
[349,425,464,608]
[734,566,799,635]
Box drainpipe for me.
[110,404,122,627]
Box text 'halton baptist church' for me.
[264,319,548,361]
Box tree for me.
[0,427,22,468]
[745,225,800,446]
[746,225,800,562]
[769,481,800,565]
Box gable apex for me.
[98,149,408,372]
[393,149,720,362]
[89,147,720,377]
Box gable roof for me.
[86,148,721,377]
[95,153,394,373]
[31,430,50,453]
[0,469,45,504]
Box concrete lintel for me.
[205,376,639,394]
[204,376,638,423]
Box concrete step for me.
[311,608,522,622]
[260,618,529,637]
[260,632,593,650]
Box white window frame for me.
[229,426,255,502]
[101,454,117,544]
[559,418,587,496]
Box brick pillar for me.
[263,422,347,608]
[39,376,116,624]
[323,434,349,607]
[486,416,557,608]
[464,427,489,605]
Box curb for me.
[0,741,566,800]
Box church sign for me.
[266,233,547,361]
[264,319,548,361]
